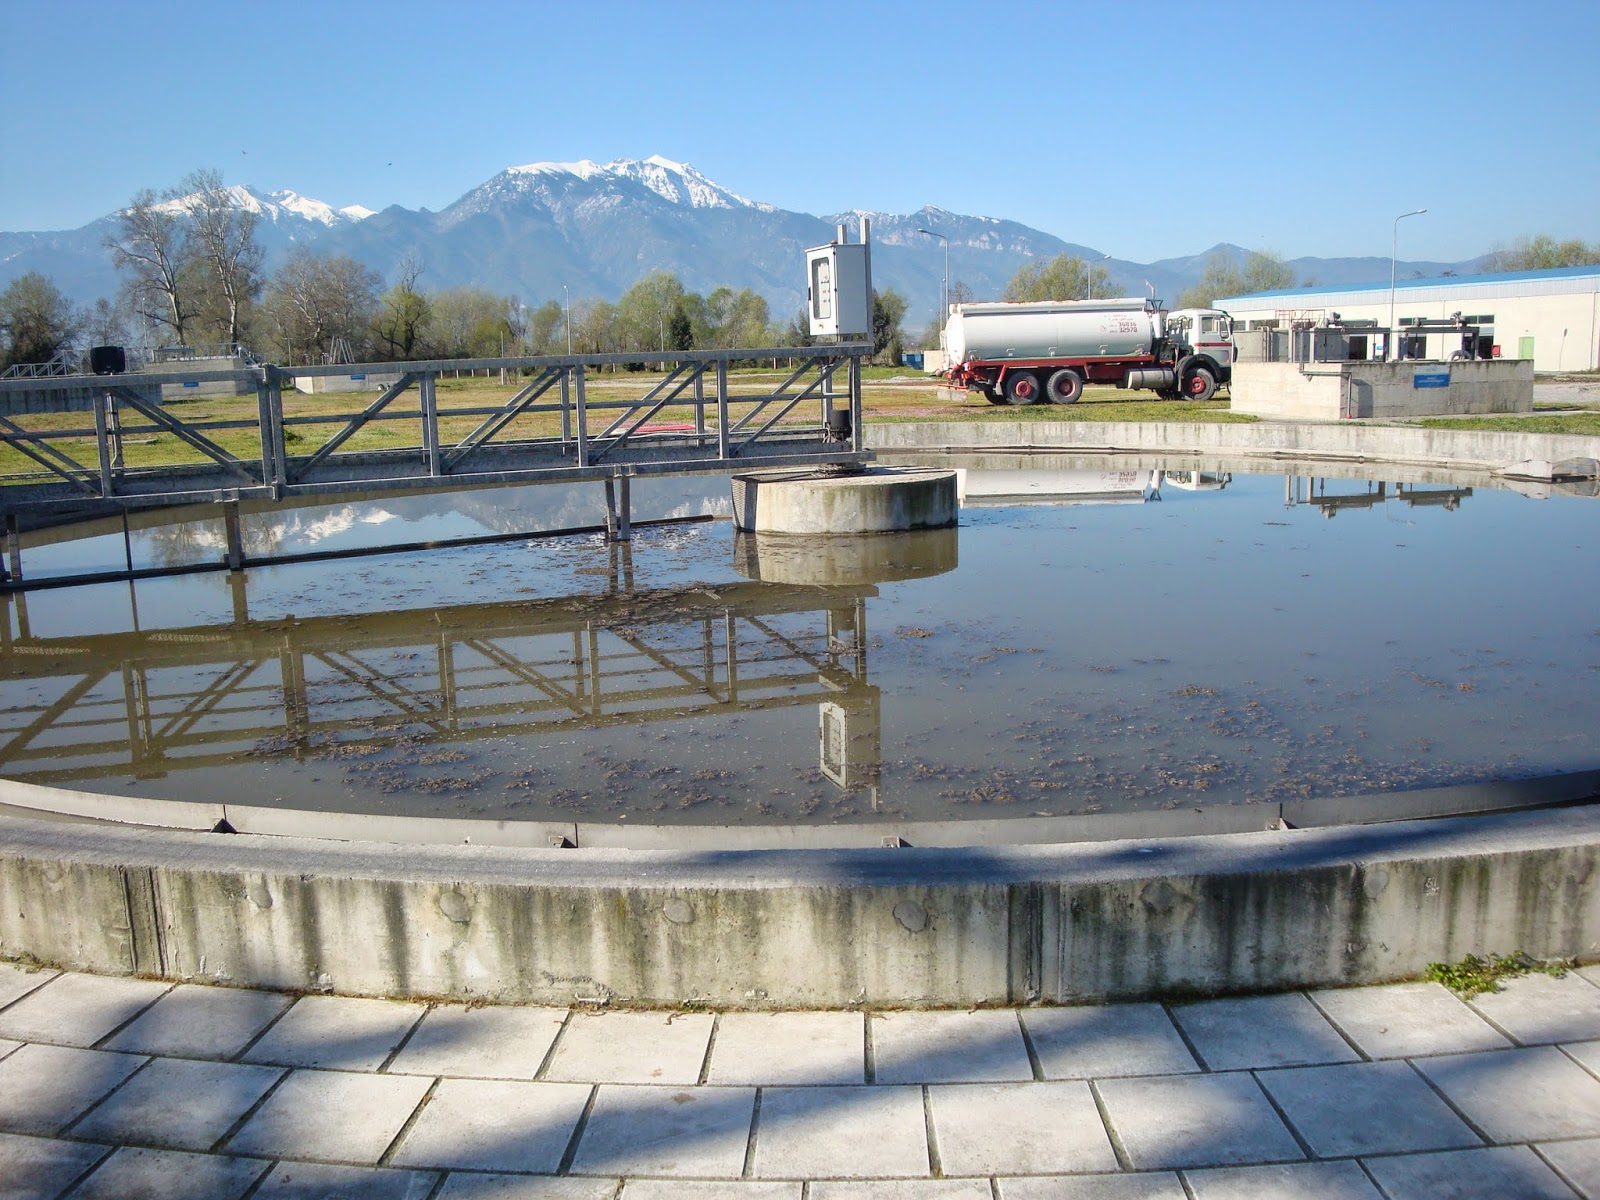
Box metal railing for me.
[0,344,870,526]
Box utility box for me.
[806,241,871,337]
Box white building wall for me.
[1218,272,1600,372]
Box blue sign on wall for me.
[182,380,198,388]
[350,373,366,381]
[1413,371,1451,389]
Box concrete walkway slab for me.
[1309,982,1510,1059]
[386,1005,567,1080]
[929,1081,1117,1176]
[1469,971,1600,1045]
[102,984,292,1060]
[69,1057,283,1151]
[706,1011,865,1085]
[1023,1004,1199,1079]
[1255,1060,1479,1156]
[433,1176,619,1199]
[1184,1160,1384,1199]
[2,968,1599,1194]
[752,1085,929,1178]
[1170,994,1359,1070]
[870,1010,1033,1084]
[225,1068,432,1164]
[65,1145,268,1199]
[1416,1044,1600,1142]
[0,963,57,1012]
[997,1175,1186,1199]
[1536,1137,1600,1199]
[1095,1074,1304,1170]
[543,1011,713,1085]
[251,1161,441,1199]
[621,1183,800,1200]
[391,1078,591,1174]
[0,973,168,1048]
[240,994,425,1071]
[570,1084,756,1178]
[0,1130,109,1200]
[1361,1144,1578,1199]
[810,1183,993,1199]
[0,1044,144,1135]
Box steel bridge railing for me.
[0,344,870,523]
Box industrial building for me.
[1217,265,1600,372]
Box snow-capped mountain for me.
[149,184,374,228]
[0,157,1487,328]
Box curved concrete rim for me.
[3,801,1599,1008]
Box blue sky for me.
[2,0,1594,264]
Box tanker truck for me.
[940,298,1234,405]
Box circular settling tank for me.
[2,454,1596,846]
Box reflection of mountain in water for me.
[126,477,735,566]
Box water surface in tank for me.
[3,458,1596,827]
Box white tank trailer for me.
[942,298,1235,405]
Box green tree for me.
[1488,235,1600,271]
[525,300,564,354]
[372,254,432,359]
[1003,255,1112,303]
[613,271,686,353]
[1178,250,1294,308]
[871,288,908,361]
[668,302,694,351]
[429,287,515,358]
[0,272,82,368]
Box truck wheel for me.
[1045,368,1084,404]
[982,386,1007,405]
[1182,365,1217,402]
[1003,372,1041,405]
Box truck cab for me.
[1165,309,1234,371]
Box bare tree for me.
[181,168,263,350]
[263,250,381,364]
[103,187,194,345]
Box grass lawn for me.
[1418,413,1600,435]
[0,372,1255,477]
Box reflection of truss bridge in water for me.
[0,578,881,800]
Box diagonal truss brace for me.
[586,361,707,464]
[443,367,564,473]
[290,373,417,482]
[0,413,101,496]
[113,386,260,486]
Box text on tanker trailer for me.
[941,298,1234,405]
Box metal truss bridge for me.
[0,345,871,579]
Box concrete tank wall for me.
[2,807,1598,1007]
[1231,360,1534,421]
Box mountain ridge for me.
[0,158,1497,331]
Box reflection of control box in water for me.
[816,604,881,798]
[805,222,873,338]
[955,468,1160,506]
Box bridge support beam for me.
[2,515,20,588]
[603,469,632,543]
[220,500,245,572]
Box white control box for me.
[805,241,871,337]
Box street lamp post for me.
[1087,252,1112,301]
[916,228,949,324]
[1390,209,1427,360]
[563,285,572,355]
